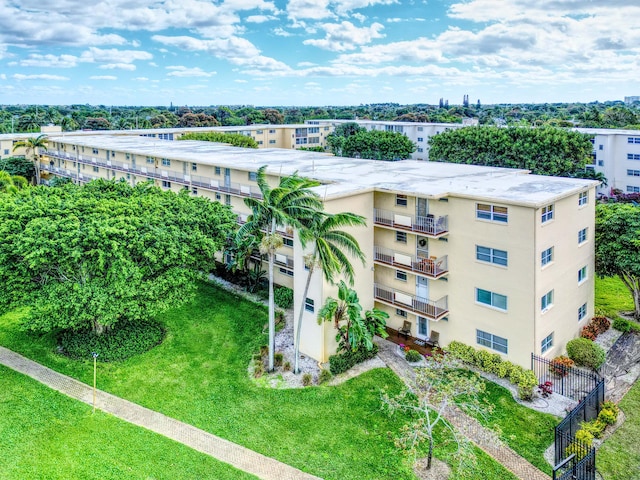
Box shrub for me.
[493,361,510,378]
[591,316,611,335]
[302,373,313,386]
[447,341,476,363]
[612,317,640,333]
[580,419,606,439]
[598,408,617,426]
[260,345,269,356]
[405,349,422,363]
[550,355,575,377]
[602,400,620,415]
[58,319,165,362]
[566,338,606,370]
[274,287,294,309]
[329,344,379,375]
[517,370,538,401]
[318,369,332,384]
[580,324,598,341]
[474,349,493,370]
[253,361,264,378]
[575,429,594,447]
[565,441,588,460]
[274,352,284,367]
[283,361,291,372]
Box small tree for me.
[12,134,48,185]
[383,353,494,471]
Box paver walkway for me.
[375,338,550,480]
[0,346,320,480]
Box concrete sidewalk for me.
[0,346,320,480]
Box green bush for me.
[447,341,476,363]
[274,352,284,367]
[318,369,332,384]
[58,319,165,362]
[580,419,606,439]
[405,349,422,362]
[612,317,640,333]
[598,408,617,426]
[566,338,606,370]
[302,373,313,386]
[602,400,620,415]
[329,344,379,375]
[516,370,538,401]
[575,429,594,447]
[274,287,294,309]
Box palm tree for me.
[293,212,366,373]
[13,134,48,185]
[317,280,364,352]
[236,165,322,371]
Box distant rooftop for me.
[49,134,597,208]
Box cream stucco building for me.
[30,133,597,368]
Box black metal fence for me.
[553,433,597,480]
[554,378,604,463]
[531,353,601,402]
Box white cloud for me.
[16,53,78,68]
[99,63,137,70]
[235,79,248,83]
[89,75,117,80]
[352,13,366,22]
[286,0,334,21]
[12,74,69,80]
[246,15,277,23]
[80,47,153,64]
[0,74,6,80]
[303,21,385,51]
[273,27,293,37]
[166,66,216,77]
[133,77,149,81]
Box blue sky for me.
[0,0,638,106]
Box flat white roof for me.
[49,134,597,208]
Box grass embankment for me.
[595,276,635,320]
[0,281,517,480]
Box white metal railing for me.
[373,208,448,236]
[373,283,448,320]
[373,246,447,278]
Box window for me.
[396,194,408,206]
[125,153,130,160]
[396,270,407,282]
[269,140,276,144]
[417,137,424,142]
[215,166,221,175]
[541,290,554,311]
[215,193,221,201]
[578,228,587,244]
[578,303,587,321]
[476,203,508,223]
[92,148,99,154]
[541,204,554,223]
[476,246,508,266]
[578,266,587,283]
[541,333,554,354]
[541,247,554,266]
[162,180,171,188]
[308,127,319,134]
[476,329,508,354]
[257,141,263,145]
[146,157,155,164]
[308,137,320,144]
[225,194,231,206]
[279,268,293,277]
[627,186,640,193]
[628,137,640,144]
[417,148,424,153]
[269,129,276,134]
[255,130,263,134]
[396,231,407,243]
[627,153,640,160]
[476,288,507,310]
[578,192,588,206]
[396,309,407,318]
[417,126,423,131]
[599,145,603,150]
[295,137,308,145]
[283,237,294,247]
[192,163,197,171]
[192,187,198,195]
[92,166,99,173]
[305,298,315,312]
[628,169,640,177]
[161,158,171,166]
[248,172,257,181]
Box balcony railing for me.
[40,163,100,183]
[251,251,294,270]
[42,150,263,199]
[236,213,293,239]
[373,208,448,237]
[373,246,448,278]
[374,283,448,320]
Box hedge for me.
[329,344,379,375]
[566,337,606,370]
[447,341,538,400]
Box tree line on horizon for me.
[2,100,640,134]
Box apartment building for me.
[36,134,597,368]
[307,119,475,160]
[576,128,640,196]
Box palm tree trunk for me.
[267,219,277,372]
[34,155,41,185]
[294,257,315,374]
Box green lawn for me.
[0,281,517,480]
[472,380,558,475]
[595,276,634,319]
[597,379,640,479]
[0,365,257,480]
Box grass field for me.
[595,276,635,319]
[0,281,518,480]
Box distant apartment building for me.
[35,134,596,368]
[624,96,640,105]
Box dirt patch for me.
[413,457,451,480]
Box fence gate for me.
[553,433,596,480]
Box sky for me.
[0,0,639,107]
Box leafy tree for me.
[595,203,640,319]
[342,130,416,161]
[383,353,492,471]
[317,281,388,353]
[0,180,237,334]
[0,171,27,193]
[179,132,258,149]
[236,166,322,371]
[12,134,48,185]
[428,126,592,176]
[0,156,35,182]
[293,212,367,373]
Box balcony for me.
[42,150,262,199]
[251,251,294,270]
[236,213,293,239]
[373,208,448,237]
[374,246,447,279]
[39,163,99,183]
[374,283,448,320]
